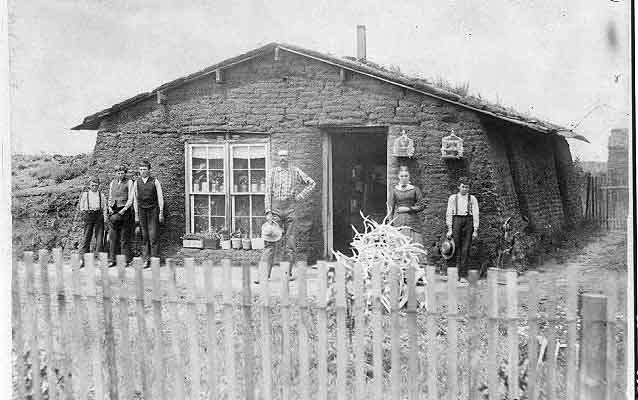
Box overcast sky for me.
[8,0,631,161]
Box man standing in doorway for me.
[133,159,165,268]
[78,177,109,265]
[258,149,315,281]
[446,176,479,286]
[107,165,134,267]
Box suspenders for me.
[454,193,472,216]
[85,191,102,211]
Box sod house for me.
[72,41,587,267]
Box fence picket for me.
[167,259,186,400]
[566,266,578,400]
[447,267,458,400]
[278,261,291,400]
[353,259,366,400]
[372,261,383,400]
[116,255,133,400]
[151,257,166,400]
[606,278,617,400]
[134,257,151,399]
[426,266,438,400]
[259,261,273,400]
[297,261,310,400]
[71,254,86,400]
[12,255,26,400]
[487,269,499,400]
[468,271,480,400]
[99,252,119,400]
[527,271,539,400]
[406,264,418,400]
[390,267,401,400]
[222,259,237,400]
[38,249,57,400]
[25,251,42,400]
[185,258,201,400]
[316,261,328,400]
[85,253,104,400]
[545,295,557,400]
[53,248,74,400]
[335,260,348,400]
[204,260,218,400]
[242,263,256,400]
[506,269,519,400]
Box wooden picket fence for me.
[583,174,629,231]
[12,249,628,400]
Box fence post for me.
[579,293,607,400]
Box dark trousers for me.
[109,207,133,263]
[138,206,160,260]
[80,211,104,258]
[448,215,474,278]
[260,203,296,277]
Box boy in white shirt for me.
[78,177,108,264]
[446,176,479,284]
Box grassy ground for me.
[12,228,629,399]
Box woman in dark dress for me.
[387,165,426,261]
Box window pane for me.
[208,147,224,169]
[250,146,266,169]
[192,170,208,193]
[251,195,265,216]
[192,147,207,169]
[234,195,250,217]
[193,195,209,215]
[212,217,226,231]
[234,217,250,237]
[209,170,224,192]
[210,196,225,216]
[232,146,249,169]
[252,217,266,238]
[251,170,266,190]
[193,216,209,233]
[233,171,249,192]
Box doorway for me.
[330,129,387,255]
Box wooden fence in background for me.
[583,174,629,231]
[12,249,628,400]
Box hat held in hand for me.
[441,237,456,260]
[261,220,283,242]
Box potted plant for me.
[231,229,243,249]
[241,232,252,250]
[238,175,249,192]
[258,177,266,192]
[182,233,204,249]
[202,229,220,249]
[251,177,259,193]
[213,173,224,192]
[251,232,265,250]
[219,227,231,249]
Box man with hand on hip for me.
[258,149,315,282]
[446,176,479,285]
[107,164,134,267]
[133,159,164,268]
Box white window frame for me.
[185,139,269,238]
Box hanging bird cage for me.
[441,130,464,159]
[392,130,415,157]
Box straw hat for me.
[441,238,456,260]
[261,220,283,242]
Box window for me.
[186,141,269,238]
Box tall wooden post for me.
[579,293,607,400]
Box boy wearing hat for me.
[107,165,134,266]
[78,177,109,263]
[257,149,315,282]
[446,176,479,285]
[133,159,165,267]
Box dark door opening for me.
[331,130,387,255]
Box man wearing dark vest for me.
[133,159,165,267]
[107,165,134,267]
[78,177,108,265]
[446,176,479,286]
